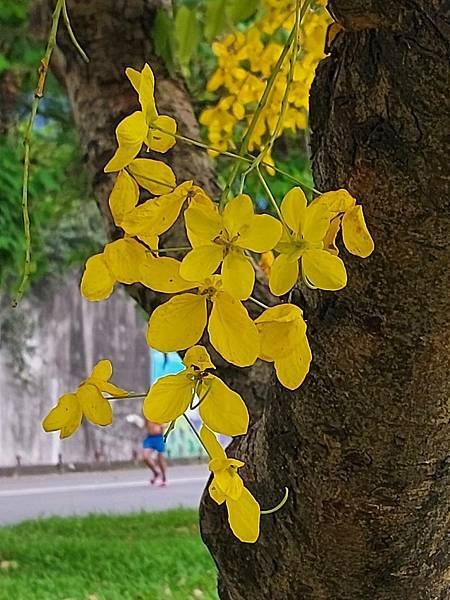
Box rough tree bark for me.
[200,1,450,599]
[39,0,449,598]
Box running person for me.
[142,420,167,486]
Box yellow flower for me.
[200,425,260,543]
[255,304,312,390]
[269,187,347,295]
[180,194,282,300]
[311,189,375,258]
[42,360,127,439]
[111,177,193,242]
[146,274,260,367]
[104,64,177,172]
[81,238,190,302]
[144,346,249,436]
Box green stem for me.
[183,414,210,457]
[107,393,146,400]
[147,246,191,254]
[249,296,270,310]
[62,1,89,63]
[260,487,289,515]
[12,0,66,307]
[257,168,285,224]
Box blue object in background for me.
[150,349,184,382]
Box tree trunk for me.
[38,0,449,598]
[200,1,450,599]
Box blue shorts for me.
[143,434,165,454]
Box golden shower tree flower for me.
[181,194,282,300]
[104,64,177,172]
[201,425,260,543]
[146,274,260,367]
[81,238,190,302]
[311,189,375,258]
[255,304,312,390]
[144,346,249,436]
[42,360,128,439]
[269,187,348,296]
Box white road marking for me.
[0,476,206,498]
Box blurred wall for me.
[0,274,150,467]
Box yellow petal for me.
[238,214,282,253]
[302,203,331,242]
[302,249,347,290]
[100,381,129,397]
[147,293,207,352]
[149,115,177,153]
[180,245,224,282]
[109,171,139,226]
[128,158,176,195]
[269,253,299,296]
[125,66,141,94]
[226,487,260,543]
[222,194,254,238]
[255,304,306,361]
[274,334,312,390]
[209,481,226,505]
[200,425,226,460]
[199,374,249,436]
[138,64,158,122]
[280,187,307,235]
[213,468,244,501]
[140,256,194,293]
[77,384,113,426]
[104,143,142,173]
[322,216,342,255]
[314,189,355,213]
[115,111,147,146]
[208,291,259,367]
[143,371,193,423]
[42,393,82,439]
[342,205,374,258]
[221,251,254,300]
[184,202,222,248]
[103,238,146,284]
[183,346,215,370]
[80,254,115,302]
[89,359,112,382]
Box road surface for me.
[0,464,209,525]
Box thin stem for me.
[107,392,146,400]
[257,168,285,224]
[190,382,211,410]
[152,124,318,194]
[261,487,289,515]
[164,419,177,442]
[249,296,270,310]
[62,1,89,63]
[12,0,65,307]
[147,246,191,254]
[183,414,210,457]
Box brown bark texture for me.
[40,0,450,598]
[200,1,450,599]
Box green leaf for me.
[0,53,11,72]
[153,10,176,74]
[227,0,260,23]
[205,0,227,41]
[174,6,201,67]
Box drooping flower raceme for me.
[146,274,260,367]
[181,194,282,300]
[144,346,249,436]
[105,64,177,172]
[255,304,312,390]
[270,187,348,295]
[42,360,128,439]
[201,425,260,543]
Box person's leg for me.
[156,452,167,485]
[142,448,159,483]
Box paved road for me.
[0,464,209,526]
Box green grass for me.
[0,509,218,600]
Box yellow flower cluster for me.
[42,62,373,543]
[200,0,331,157]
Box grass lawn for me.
[0,509,218,600]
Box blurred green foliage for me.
[0,0,103,294]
